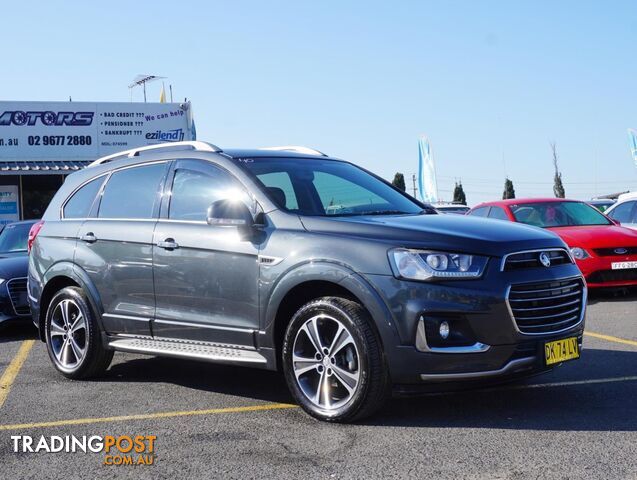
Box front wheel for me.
[45,287,113,379]
[282,297,390,422]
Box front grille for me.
[507,278,584,334]
[7,278,30,316]
[587,269,637,283]
[503,249,572,271]
[593,247,637,257]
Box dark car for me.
[0,220,39,328]
[28,142,586,422]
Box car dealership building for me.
[0,100,195,225]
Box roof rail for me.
[259,145,327,157]
[88,141,222,167]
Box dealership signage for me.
[0,101,195,160]
[0,185,19,225]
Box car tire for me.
[282,296,390,423]
[44,286,113,379]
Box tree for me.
[392,172,406,191]
[551,142,565,198]
[453,181,467,205]
[502,177,516,199]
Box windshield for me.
[237,157,429,217]
[0,222,34,253]
[510,201,611,227]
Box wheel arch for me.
[261,262,399,370]
[38,263,104,341]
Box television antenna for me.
[128,74,166,102]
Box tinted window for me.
[510,201,611,227]
[607,201,636,223]
[98,163,166,219]
[63,176,105,219]
[469,206,490,217]
[169,167,244,221]
[256,172,299,210]
[240,158,425,216]
[488,206,509,220]
[0,222,34,253]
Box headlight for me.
[389,248,488,280]
[569,247,590,260]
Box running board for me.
[108,337,267,364]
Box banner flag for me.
[417,136,438,203]
[628,129,637,167]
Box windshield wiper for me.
[330,210,413,217]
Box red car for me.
[467,198,637,288]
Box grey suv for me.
[28,141,586,422]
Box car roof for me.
[222,149,340,161]
[617,192,637,202]
[473,198,576,208]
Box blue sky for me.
[4,0,637,204]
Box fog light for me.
[439,321,450,340]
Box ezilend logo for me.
[145,129,185,142]
[0,111,94,126]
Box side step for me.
[108,337,267,365]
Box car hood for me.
[0,255,28,279]
[547,225,637,249]
[300,214,565,257]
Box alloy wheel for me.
[292,314,360,411]
[49,299,87,369]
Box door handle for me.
[80,232,97,243]
[157,238,179,250]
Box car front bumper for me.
[364,261,586,385]
[0,280,31,327]
[576,254,637,288]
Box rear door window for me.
[98,163,166,219]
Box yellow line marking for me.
[0,403,298,431]
[0,340,35,409]
[585,331,637,348]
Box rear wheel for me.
[45,287,113,379]
[282,297,390,422]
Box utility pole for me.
[411,174,418,198]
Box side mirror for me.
[206,199,254,227]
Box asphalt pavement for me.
[0,289,635,479]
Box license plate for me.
[611,261,637,270]
[544,337,580,366]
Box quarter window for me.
[469,206,490,217]
[169,166,245,221]
[488,206,509,220]
[63,176,105,218]
[98,163,166,219]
